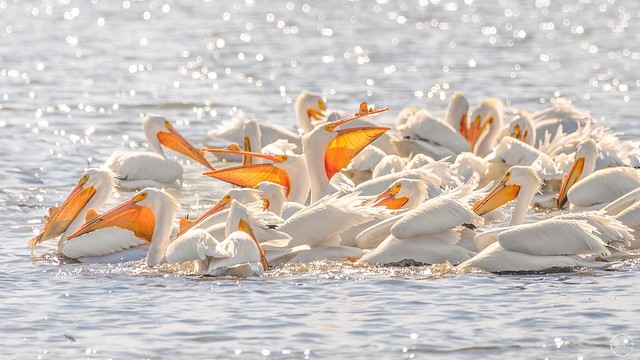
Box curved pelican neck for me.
[302,128,332,203]
[146,202,179,266]
[143,120,166,158]
[509,180,539,226]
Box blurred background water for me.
[1,0,639,358]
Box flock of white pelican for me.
[29,91,640,276]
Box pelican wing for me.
[555,211,634,248]
[355,213,404,249]
[105,151,183,187]
[568,167,640,207]
[396,110,469,154]
[62,227,147,259]
[602,187,640,216]
[391,197,484,240]
[496,219,609,256]
[165,229,219,264]
[280,193,381,247]
[208,232,261,270]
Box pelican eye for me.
[318,100,327,111]
[132,192,148,203]
[164,121,173,130]
[79,174,89,185]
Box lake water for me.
[1,0,640,358]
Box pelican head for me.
[467,98,504,155]
[28,168,114,249]
[473,165,540,215]
[227,200,269,271]
[143,115,214,170]
[557,139,597,209]
[446,91,470,136]
[508,113,535,146]
[371,179,428,210]
[295,91,327,133]
[255,181,287,215]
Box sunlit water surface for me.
[1,0,640,358]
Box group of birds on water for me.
[28,90,640,276]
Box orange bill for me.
[467,116,493,153]
[323,102,389,132]
[243,136,253,165]
[557,157,585,209]
[324,126,389,180]
[473,178,521,216]
[175,195,231,238]
[204,164,291,197]
[66,194,156,243]
[28,178,97,248]
[238,218,268,271]
[459,113,468,139]
[157,124,214,170]
[203,148,286,163]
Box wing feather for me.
[391,197,484,239]
[496,219,609,256]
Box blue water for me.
[1,0,639,358]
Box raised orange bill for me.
[28,178,97,248]
[175,195,231,238]
[557,157,585,209]
[157,124,214,170]
[204,164,291,197]
[323,102,389,132]
[203,148,286,163]
[324,126,389,180]
[66,194,156,243]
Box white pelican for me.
[468,98,504,156]
[557,139,640,210]
[105,115,213,190]
[28,168,118,253]
[460,166,633,272]
[165,200,270,276]
[63,188,179,264]
[204,103,390,204]
[357,195,482,265]
[351,179,430,249]
[65,189,271,275]
[392,92,470,159]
